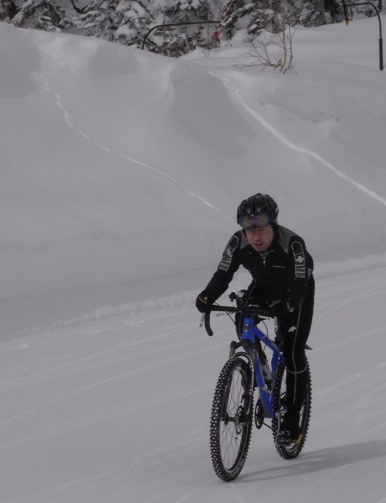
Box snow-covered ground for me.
[0,15,386,502]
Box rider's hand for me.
[266,299,291,317]
[196,291,214,313]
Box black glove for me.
[266,299,290,317]
[196,291,214,313]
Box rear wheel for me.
[210,358,253,481]
[272,359,312,459]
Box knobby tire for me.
[272,358,312,459]
[210,358,253,481]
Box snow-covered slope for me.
[0,16,386,502]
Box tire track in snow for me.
[37,58,226,217]
[221,75,386,209]
[117,153,225,214]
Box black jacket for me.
[203,226,313,309]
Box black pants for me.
[277,275,315,417]
[236,275,315,418]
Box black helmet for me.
[237,193,279,229]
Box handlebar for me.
[200,304,272,337]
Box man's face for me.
[245,225,274,252]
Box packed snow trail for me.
[1,266,386,502]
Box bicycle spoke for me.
[210,358,253,481]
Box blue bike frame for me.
[236,316,285,420]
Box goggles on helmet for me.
[239,213,272,230]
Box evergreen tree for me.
[0,0,18,22]
[1,1,383,57]
[10,0,77,31]
[148,0,215,56]
[218,0,322,40]
[324,0,344,23]
[77,0,153,47]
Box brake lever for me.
[204,311,214,336]
[199,312,214,336]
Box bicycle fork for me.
[228,341,255,418]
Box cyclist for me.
[196,193,315,445]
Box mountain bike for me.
[201,291,312,482]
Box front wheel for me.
[272,358,312,459]
[210,357,253,481]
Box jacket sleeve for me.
[286,237,313,309]
[202,232,242,302]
